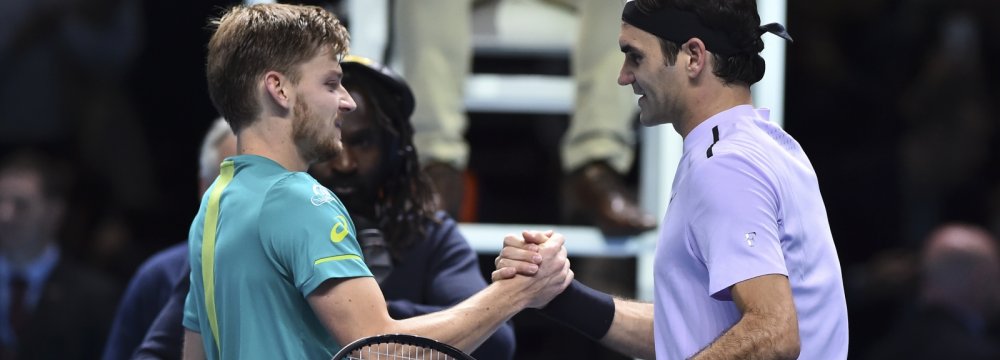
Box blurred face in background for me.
[0,169,62,262]
[199,133,238,196]
[310,88,387,220]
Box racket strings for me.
[342,343,456,360]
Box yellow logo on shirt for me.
[330,215,350,243]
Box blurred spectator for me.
[866,223,1000,359]
[0,150,120,359]
[102,119,235,360]
[0,0,157,287]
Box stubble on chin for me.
[292,100,343,164]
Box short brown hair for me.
[206,4,350,132]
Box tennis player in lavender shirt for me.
[493,0,849,358]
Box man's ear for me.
[264,70,292,109]
[683,38,709,79]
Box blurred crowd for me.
[1,0,999,358]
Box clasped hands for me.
[491,231,573,308]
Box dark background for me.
[2,0,999,358]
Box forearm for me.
[390,281,528,354]
[694,274,800,360]
[599,298,655,359]
[387,299,442,318]
[387,300,515,360]
[691,312,799,360]
[317,231,568,354]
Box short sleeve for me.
[259,174,372,297]
[688,154,786,300]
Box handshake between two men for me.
[491,231,656,360]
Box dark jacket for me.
[15,261,120,360]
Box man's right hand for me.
[492,230,555,282]
[493,231,572,309]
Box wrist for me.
[538,280,615,340]
[486,279,533,313]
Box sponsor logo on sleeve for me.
[311,184,336,206]
[330,215,350,243]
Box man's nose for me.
[617,68,634,86]
[332,151,357,173]
[340,86,357,113]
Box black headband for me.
[622,1,792,57]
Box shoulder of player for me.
[264,172,318,196]
[259,173,345,213]
[692,120,783,170]
[718,119,770,150]
[687,149,777,195]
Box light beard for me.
[292,99,343,164]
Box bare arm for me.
[691,274,800,360]
[182,330,205,360]
[599,298,655,359]
[309,231,572,354]
[494,234,656,359]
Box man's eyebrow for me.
[620,44,638,54]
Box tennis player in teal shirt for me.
[182,4,573,360]
[184,155,371,359]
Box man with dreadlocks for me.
[308,55,515,360]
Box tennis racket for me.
[331,334,476,360]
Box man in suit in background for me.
[0,150,120,359]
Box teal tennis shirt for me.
[183,155,372,360]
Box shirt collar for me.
[682,105,770,156]
[1,244,60,286]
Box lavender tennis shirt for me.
[653,105,848,359]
